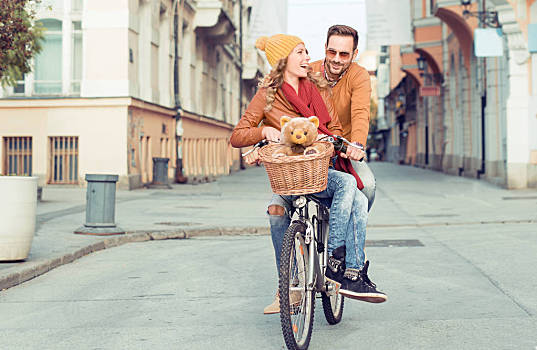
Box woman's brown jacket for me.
[230,86,343,148]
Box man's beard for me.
[326,60,350,77]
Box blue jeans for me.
[268,168,368,272]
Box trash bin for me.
[149,157,172,189]
[74,174,125,236]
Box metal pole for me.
[239,0,243,117]
[174,0,187,183]
[477,0,487,178]
[238,0,246,170]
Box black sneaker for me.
[324,245,346,287]
[339,261,387,303]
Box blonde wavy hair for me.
[258,58,329,112]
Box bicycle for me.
[245,135,361,350]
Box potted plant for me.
[0,175,38,261]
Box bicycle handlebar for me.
[241,139,270,157]
[241,136,364,161]
[320,135,365,161]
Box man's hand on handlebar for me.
[340,145,366,161]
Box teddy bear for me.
[272,116,325,157]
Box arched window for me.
[34,19,63,94]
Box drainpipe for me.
[478,93,486,178]
[174,0,187,183]
[477,0,486,179]
[238,0,245,170]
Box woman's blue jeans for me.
[268,168,368,272]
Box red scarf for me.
[281,79,364,189]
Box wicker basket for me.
[258,141,334,195]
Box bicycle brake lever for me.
[241,139,269,157]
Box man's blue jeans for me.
[268,168,368,272]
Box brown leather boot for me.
[263,290,303,314]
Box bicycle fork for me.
[304,220,327,293]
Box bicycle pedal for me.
[325,279,341,296]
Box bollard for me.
[74,174,125,236]
[149,157,172,189]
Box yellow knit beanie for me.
[255,34,304,67]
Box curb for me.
[0,227,269,292]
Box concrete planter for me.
[0,176,38,261]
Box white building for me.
[0,0,271,188]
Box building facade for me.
[378,0,537,189]
[0,0,275,188]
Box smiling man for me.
[309,25,385,302]
[310,24,378,211]
[310,25,371,149]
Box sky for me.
[287,0,368,62]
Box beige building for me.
[0,0,273,188]
[378,0,537,189]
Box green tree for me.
[0,0,44,87]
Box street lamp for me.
[417,55,428,80]
[460,0,501,28]
[417,55,427,72]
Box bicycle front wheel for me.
[321,289,344,325]
[279,222,315,350]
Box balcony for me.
[194,0,236,44]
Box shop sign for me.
[419,86,440,97]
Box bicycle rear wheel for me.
[279,222,315,350]
[321,290,344,325]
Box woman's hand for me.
[262,127,281,142]
[244,148,261,165]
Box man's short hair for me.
[326,25,359,51]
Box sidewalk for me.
[1,162,536,291]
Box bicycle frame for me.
[290,195,335,295]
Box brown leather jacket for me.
[310,60,371,145]
[230,86,343,148]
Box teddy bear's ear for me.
[280,116,291,128]
[308,116,319,128]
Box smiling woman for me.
[253,35,328,116]
[284,43,311,83]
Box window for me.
[34,19,63,94]
[72,21,82,94]
[48,136,79,184]
[2,137,32,176]
[13,74,25,94]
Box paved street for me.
[1,163,536,349]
